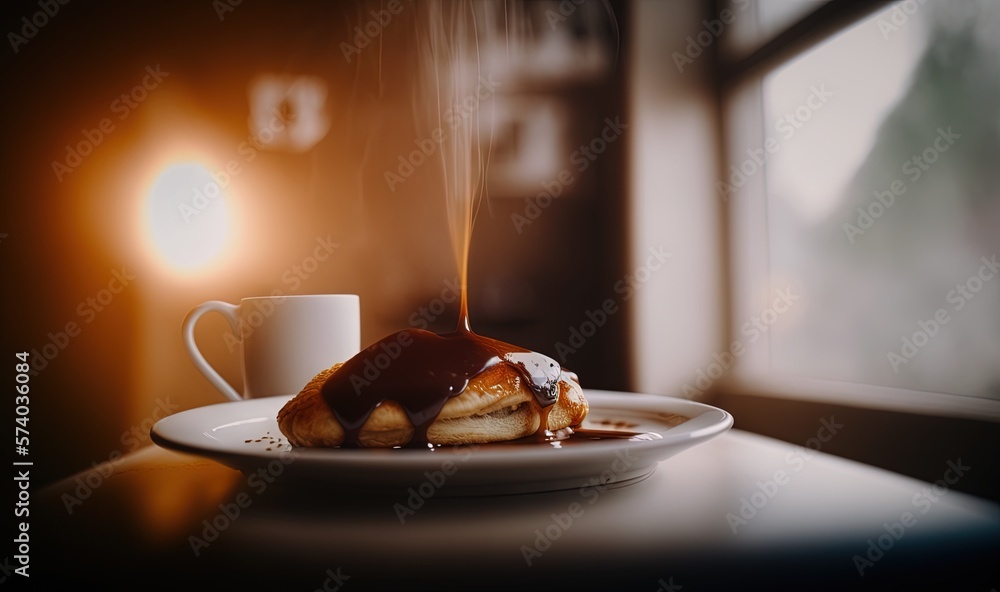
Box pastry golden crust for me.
[277,363,588,447]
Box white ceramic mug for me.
[183,294,360,401]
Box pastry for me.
[277,328,588,448]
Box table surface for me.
[36,428,1000,590]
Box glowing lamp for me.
[145,162,230,271]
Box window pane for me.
[762,1,1000,400]
[723,0,832,59]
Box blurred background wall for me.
[0,0,649,486]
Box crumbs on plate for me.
[242,431,287,451]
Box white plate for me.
[151,390,733,495]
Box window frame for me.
[716,0,1000,422]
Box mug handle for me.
[182,301,243,402]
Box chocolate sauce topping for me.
[319,327,563,447]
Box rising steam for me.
[348,0,614,329]
[411,0,511,328]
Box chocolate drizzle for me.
[319,326,563,447]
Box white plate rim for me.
[151,389,733,469]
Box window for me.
[724,0,1000,418]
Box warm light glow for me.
[146,162,230,271]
